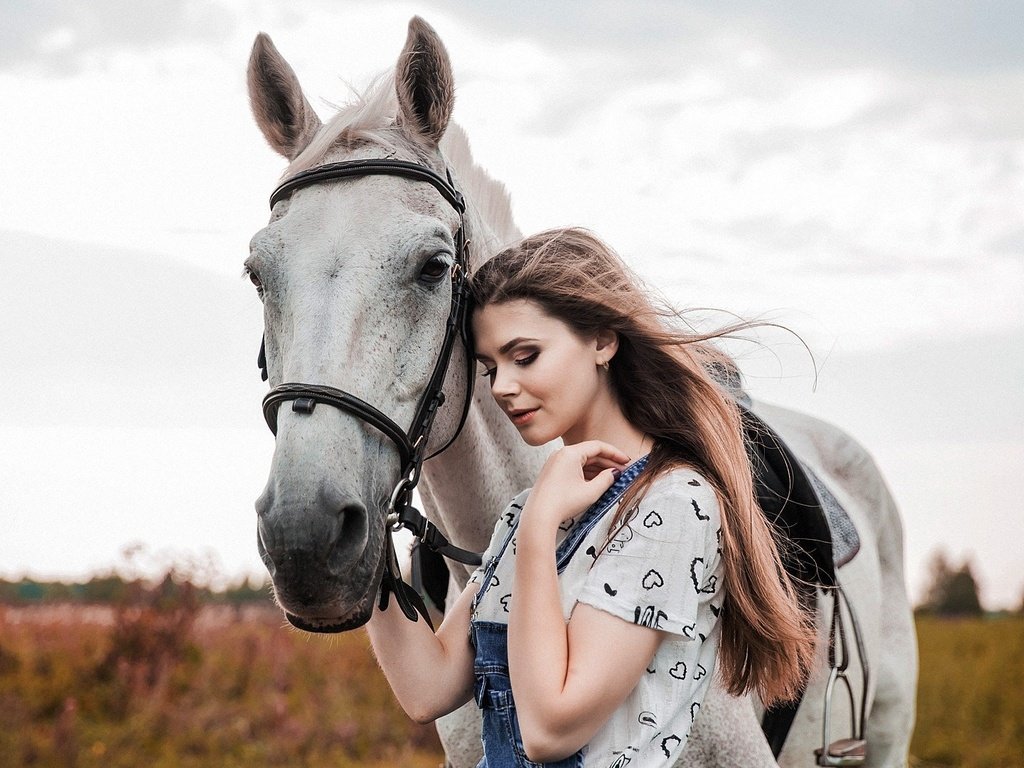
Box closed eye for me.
[477,351,538,381]
[244,265,264,298]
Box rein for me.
[258,158,481,628]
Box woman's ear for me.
[594,329,619,365]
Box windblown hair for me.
[469,228,816,706]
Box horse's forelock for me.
[284,70,414,176]
[281,68,518,263]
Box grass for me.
[910,614,1024,768]
[1,601,1021,767]
[0,604,443,768]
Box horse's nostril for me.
[329,502,369,573]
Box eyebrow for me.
[475,336,539,361]
[499,336,538,354]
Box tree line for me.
[915,550,1022,617]
[2,548,1018,615]
[0,572,271,606]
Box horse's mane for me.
[441,123,521,254]
[285,70,519,259]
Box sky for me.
[0,1,1021,608]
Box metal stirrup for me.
[815,586,868,766]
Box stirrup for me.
[815,587,868,766]
[814,667,866,765]
[815,736,866,766]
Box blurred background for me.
[1,2,1021,608]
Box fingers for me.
[581,461,621,482]
[581,460,622,479]
[583,455,625,471]
[595,466,621,491]
[567,440,631,465]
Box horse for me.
[244,17,917,767]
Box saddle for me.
[740,403,860,588]
[739,404,867,764]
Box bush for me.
[918,550,983,616]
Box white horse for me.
[245,17,917,767]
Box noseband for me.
[258,158,480,627]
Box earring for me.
[600,360,610,371]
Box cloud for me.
[740,327,1024,443]
[0,0,236,75]
[697,0,1024,75]
[11,1,1018,81]
[424,0,1024,74]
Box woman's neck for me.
[561,390,648,461]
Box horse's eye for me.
[418,254,451,284]
[247,268,264,297]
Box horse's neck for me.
[417,154,546,582]
[419,390,547,581]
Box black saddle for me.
[741,405,860,594]
[739,405,862,758]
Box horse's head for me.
[245,18,474,632]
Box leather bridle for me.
[257,158,481,627]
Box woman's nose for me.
[490,366,519,398]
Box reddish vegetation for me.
[3,576,1021,767]
[0,597,443,767]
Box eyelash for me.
[480,351,539,380]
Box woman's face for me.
[472,299,615,446]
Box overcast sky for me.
[1,1,1021,608]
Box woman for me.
[367,228,815,767]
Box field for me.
[1,603,1021,767]
[911,615,1024,768]
[0,604,443,768]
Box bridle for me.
[257,158,481,627]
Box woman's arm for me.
[508,440,664,762]
[365,581,477,724]
[510,518,665,762]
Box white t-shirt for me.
[469,463,725,767]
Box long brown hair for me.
[469,227,816,706]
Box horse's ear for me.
[395,17,454,146]
[247,33,322,160]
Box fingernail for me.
[612,469,622,481]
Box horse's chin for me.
[276,543,385,634]
[285,607,373,633]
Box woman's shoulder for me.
[642,465,719,504]
[488,487,532,534]
[627,465,722,535]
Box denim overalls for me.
[470,457,650,768]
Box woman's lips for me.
[508,408,538,427]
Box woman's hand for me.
[522,441,630,529]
